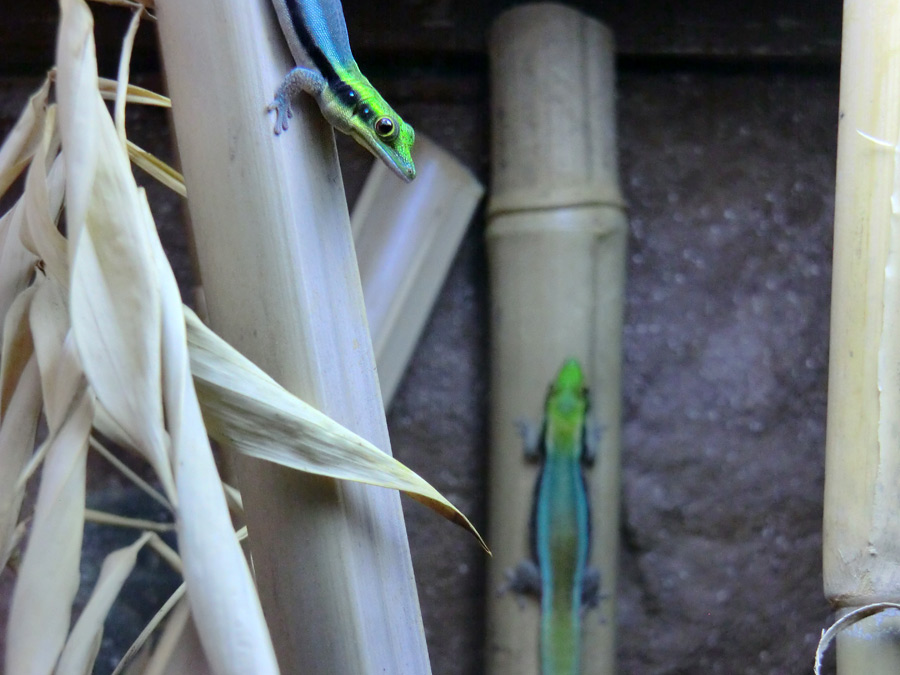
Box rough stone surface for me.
[0,63,838,673]
[612,69,835,675]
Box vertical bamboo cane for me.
[485,5,627,675]
[154,1,431,673]
[824,0,900,671]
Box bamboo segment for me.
[485,5,626,675]
[835,613,900,675]
[823,0,900,670]
[351,136,484,407]
[153,1,431,674]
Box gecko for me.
[267,0,416,181]
[503,358,601,674]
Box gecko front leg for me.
[267,66,327,134]
[514,418,543,462]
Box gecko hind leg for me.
[267,66,326,134]
[498,560,541,608]
[583,418,604,466]
[581,566,603,610]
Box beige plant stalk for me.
[820,0,900,671]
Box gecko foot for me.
[266,92,293,135]
[497,560,541,609]
[267,67,326,135]
[581,567,602,609]
[514,418,542,461]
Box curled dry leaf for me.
[814,602,900,673]
[127,139,186,196]
[0,285,37,417]
[84,508,175,532]
[55,532,154,675]
[0,199,38,327]
[0,97,61,324]
[146,184,278,672]
[30,277,76,430]
[65,90,174,503]
[111,584,187,675]
[5,336,92,675]
[57,0,176,505]
[55,0,100,243]
[112,9,143,142]
[54,0,281,669]
[0,76,51,198]
[0,287,41,570]
[21,109,68,286]
[98,78,171,108]
[141,598,214,675]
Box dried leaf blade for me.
[186,308,489,552]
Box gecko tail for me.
[542,610,580,675]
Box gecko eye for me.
[374,117,395,138]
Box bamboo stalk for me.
[153,1,431,673]
[823,0,900,670]
[351,135,484,406]
[485,5,626,675]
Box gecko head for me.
[322,75,416,181]
[333,83,415,182]
[548,358,588,421]
[554,359,585,393]
[349,104,416,182]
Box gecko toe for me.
[267,96,293,135]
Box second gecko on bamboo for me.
[502,358,601,675]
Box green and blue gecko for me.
[504,358,601,675]
[267,0,416,181]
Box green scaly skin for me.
[267,0,416,181]
[504,359,600,674]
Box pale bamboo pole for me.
[153,1,431,673]
[351,135,484,406]
[485,5,627,675]
[823,0,900,670]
